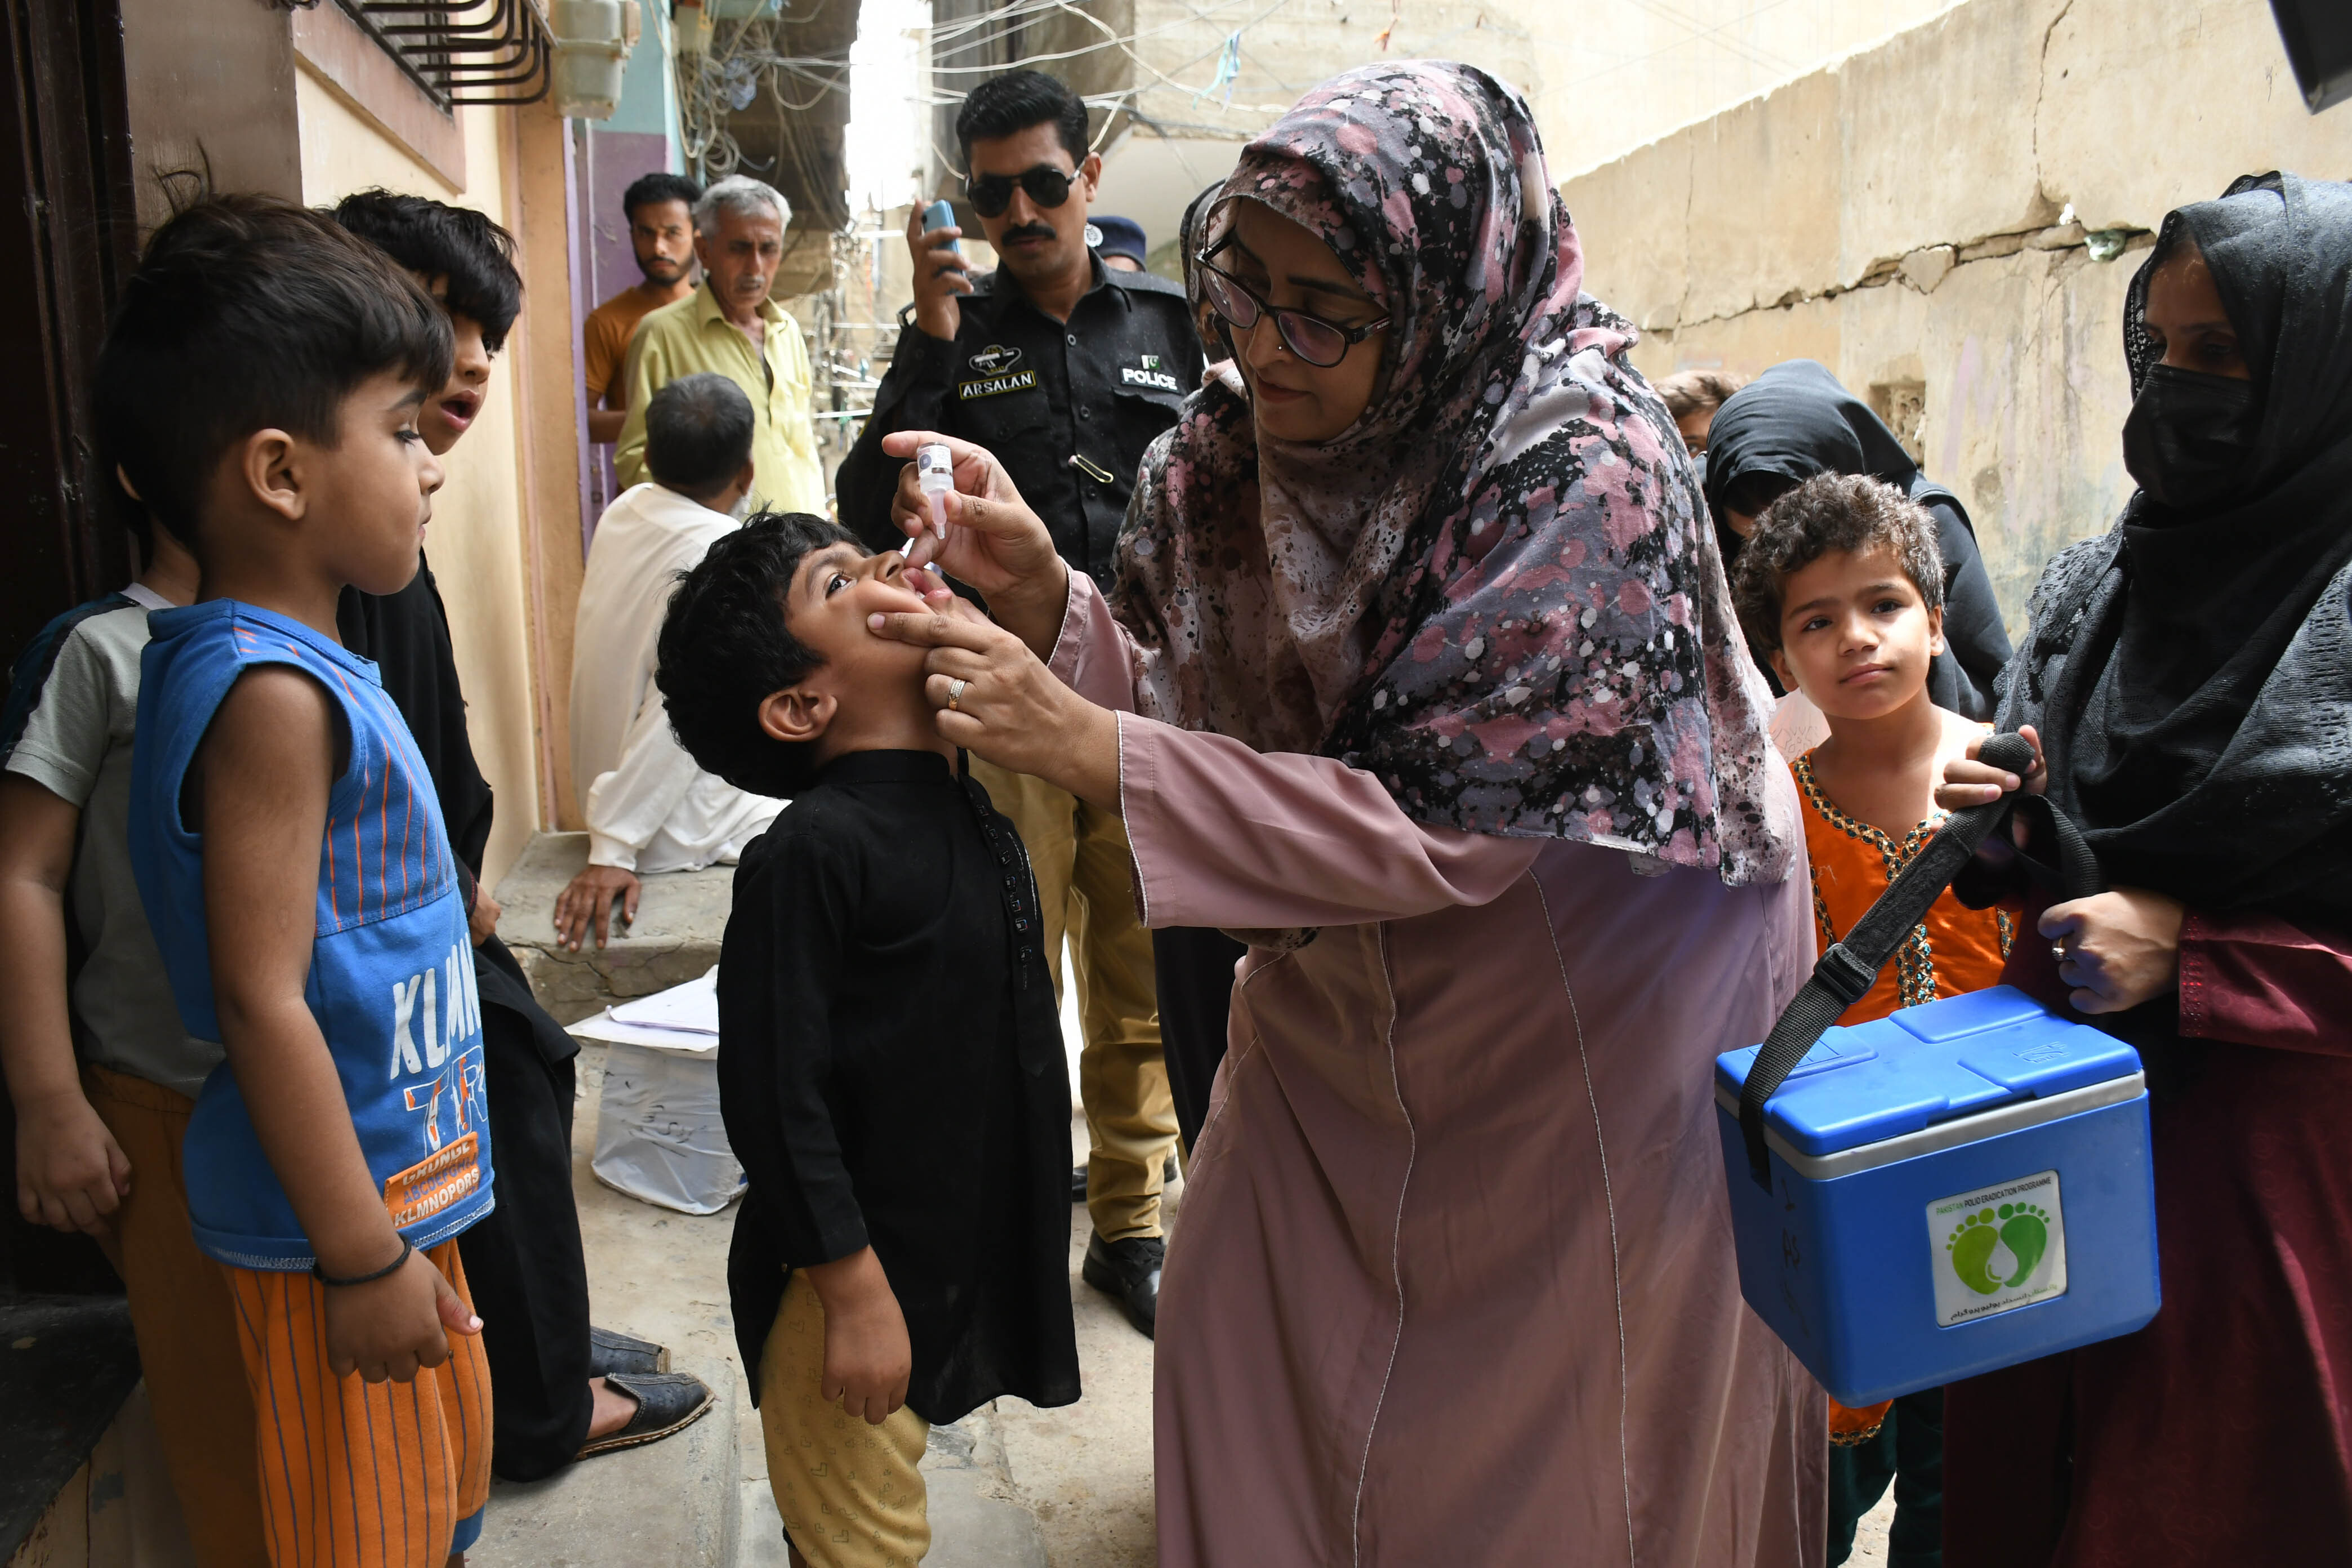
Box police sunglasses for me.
[965,165,1075,218]
[1193,241,1389,369]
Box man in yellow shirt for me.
[614,175,824,513]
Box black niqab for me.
[1703,359,2014,718]
[2002,172,2352,923]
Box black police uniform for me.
[837,256,1204,587]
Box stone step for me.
[473,1370,739,1568]
[494,832,735,1025]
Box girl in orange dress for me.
[1733,471,2015,1568]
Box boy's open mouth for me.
[438,388,481,429]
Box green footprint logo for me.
[1998,1202,2051,1286]
[1945,1211,2003,1294]
[1945,1203,2053,1294]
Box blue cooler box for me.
[1714,986,2161,1407]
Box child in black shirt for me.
[658,512,1079,1567]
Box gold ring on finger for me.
[947,677,968,712]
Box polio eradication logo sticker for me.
[1926,1169,2067,1327]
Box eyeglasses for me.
[1194,246,1389,368]
[965,165,1075,218]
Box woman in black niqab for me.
[1705,359,2014,718]
[2008,173,2352,921]
[1939,172,2352,1568]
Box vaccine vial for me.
[916,443,953,539]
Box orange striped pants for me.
[225,1242,493,1567]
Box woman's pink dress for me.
[1053,574,1828,1567]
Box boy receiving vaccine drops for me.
[104,195,495,1568]
[1732,470,2017,1568]
[658,514,1079,1567]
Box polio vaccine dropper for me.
[917,443,953,540]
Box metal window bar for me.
[333,0,554,108]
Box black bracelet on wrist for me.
[312,1236,412,1288]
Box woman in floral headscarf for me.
[872,63,1822,1565]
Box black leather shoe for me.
[577,1370,714,1459]
[1071,1162,1088,1204]
[1083,1231,1164,1339]
[587,1325,669,1379]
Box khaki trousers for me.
[82,1066,270,1568]
[759,1272,930,1568]
[970,760,1175,1241]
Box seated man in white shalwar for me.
[555,372,784,948]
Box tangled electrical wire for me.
[675,2,858,185]
[675,0,1349,194]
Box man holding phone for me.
[836,68,1201,1341]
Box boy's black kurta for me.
[718,749,1078,1424]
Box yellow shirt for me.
[614,279,824,514]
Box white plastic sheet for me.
[584,970,743,1214]
[591,1043,744,1214]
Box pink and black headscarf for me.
[1113,61,1790,885]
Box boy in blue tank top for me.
[103,195,495,1568]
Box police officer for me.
[838,71,1202,589]
[835,69,1200,1340]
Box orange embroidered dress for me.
[1793,749,2015,1027]
[1794,746,2016,1444]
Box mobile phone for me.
[921,198,959,253]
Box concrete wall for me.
[915,1,1967,265]
[1080,0,1971,262]
[1560,0,2352,631]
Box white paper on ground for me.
[608,965,719,1034]
[567,966,720,1054]
[567,1012,720,1054]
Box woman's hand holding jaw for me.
[866,599,1122,812]
[878,429,1068,656]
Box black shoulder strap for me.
[1737,733,2103,1187]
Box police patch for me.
[959,368,1039,400]
[967,344,1023,375]
[1121,367,1182,392]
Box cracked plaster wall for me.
[1560,0,2352,632]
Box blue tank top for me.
[130,601,495,1269]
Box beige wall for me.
[1086,0,1969,255]
[1560,0,2352,632]
[293,76,550,885]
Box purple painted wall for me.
[573,128,675,527]
[580,129,674,314]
